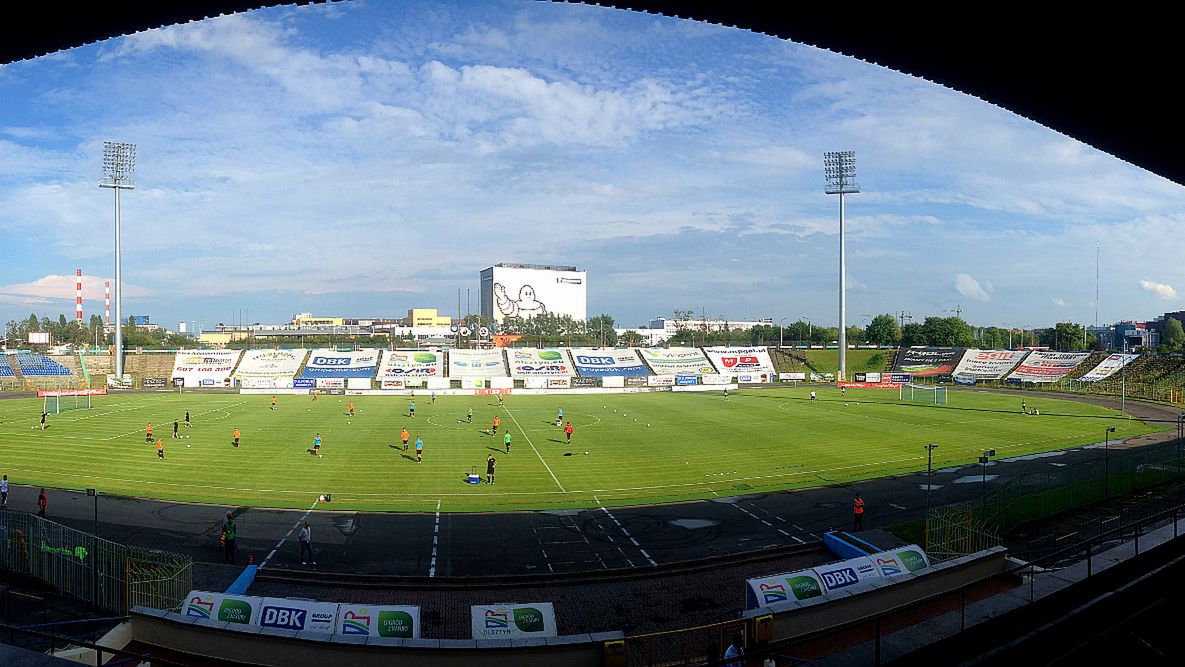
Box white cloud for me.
[955,274,992,302]
[1140,280,1178,300]
[1052,298,1066,307]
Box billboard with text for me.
[951,349,1028,380]
[449,349,508,377]
[1078,353,1138,382]
[893,348,964,377]
[508,348,573,377]
[234,349,307,379]
[638,348,717,375]
[570,348,649,377]
[1007,351,1090,383]
[378,350,444,379]
[301,349,379,378]
[171,350,241,386]
[703,346,774,376]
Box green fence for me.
[0,512,191,614]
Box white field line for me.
[595,496,656,566]
[260,499,320,569]
[100,402,244,440]
[502,405,567,493]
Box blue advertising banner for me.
[300,349,380,379]
[676,375,698,385]
[570,348,649,377]
[293,378,315,389]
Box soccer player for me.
[312,433,322,458]
[497,394,505,406]
[184,410,191,428]
[409,400,416,418]
[564,421,574,445]
[40,412,48,430]
[233,427,241,448]
[400,427,410,452]
[271,395,277,411]
[415,436,423,463]
[431,391,436,405]
[810,391,817,402]
[348,401,355,417]
[145,423,154,443]
[1021,398,1027,414]
[556,407,563,427]
[173,420,180,439]
[723,388,729,400]
[841,386,846,397]
[492,415,500,436]
[156,438,165,461]
[312,390,319,402]
[467,406,473,423]
[486,454,497,484]
[504,431,512,454]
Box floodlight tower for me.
[100,142,136,379]
[825,150,859,381]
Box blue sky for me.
[1,0,1183,332]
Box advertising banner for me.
[892,348,964,377]
[461,377,488,389]
[171,350,241,386]
[471,603,557,640]
[837,381,901,389]
[404,378,426,388]
[336,604,420,639]
[569,348,649,377]
[233,349,306,379]
[293,378,315,389]
[951,349,1028,380]
[737,373,766,383]
[426,377,449,390]
[316,378,345,389]
[378,350,444,379]
[380,379,405,389]
[638,348,717,375]
[449,349,508,377]
[869,545,930,578]
[625,376,648,387]
[745,569,827,610]
[142,378,167,389]
[702,374,729,385]
[780,373,806,381]
[301,349,380,379]
[488,376,513,389]
[37,388,108,397]
[508,349,573,377]
[524,377,548,389]
[602,376,624,388]
[864,372,881,383]
[182,591,260,625]
[259,597,338,633]
[703,347,775,376]
[649,375,676,386]
[1006,351,1091,383]
[571,377,598,388]
[346,378,371,390]
[889,373,912,384]
[814,556,880,593]
[676,375,698,386]
[1079,353,1139,382]
[546,378,571,389]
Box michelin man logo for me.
[494,282,548,318]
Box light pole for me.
[979,449,995,516]
[924,443,939,547]
[1104,426,1116,498]
[99,142,136,380]
[824,151,859,381]
[803,316,812,347]
[779,317,788,349]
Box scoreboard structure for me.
[480,264,587,324]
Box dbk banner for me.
[301,349,380,378]
[569,348,649,377]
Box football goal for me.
[43,392,93,414]
[900,383,948,405]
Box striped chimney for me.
[105,281,111,325]
[76,269,83,322]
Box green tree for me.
[864,314,901,346]
[900,322,926,347]
[1161,318,1185,353]
[1038,322,1092,351]
[920,316,975,347]
[619,330,644,347]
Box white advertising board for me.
[601,376,625,388]
[1079,353,1139,382]
[471,603,557,640]
[485,265,587,323]
[336,604,421,638]
[233,349,307,379]
[171,350,241,386]
[378,350,444,379]
[638,348,717,375]
[951,349,1028,380]
[449,349,508,377]
[1007,351,1090,383]
[703,346,775,375]
[508,348,573,377]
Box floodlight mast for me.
[99,142,136,380]
[824,151,859,381]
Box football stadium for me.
[3,5,1185,667]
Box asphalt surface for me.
[2,389,1181,579]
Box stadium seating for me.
[0,355,15,377]
[1064,352,1109,379]
[15,353,72,376]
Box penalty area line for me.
[502,406,567,493]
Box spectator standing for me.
[853,493,865,530]
[37,488,47,517]
[299,520,315,565]
[723,633,744,666]
[1,474,8,509]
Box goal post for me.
[44,393,93,414]
[900,383,948,405]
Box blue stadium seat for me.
[0,356,14,377]
[15,353,72,376]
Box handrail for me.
[0,620,186,667]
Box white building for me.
[480,263,587,323]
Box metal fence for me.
[927,438,1185,559]
[0,512,191,614]
[622,618,747,666]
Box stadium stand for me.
[1063,352,1109,379]
[16,353,72,376]
[0,354,15,377]
[125,352,182,384]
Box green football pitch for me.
[0,387,1160,512]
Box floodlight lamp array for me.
[823,150,859,194]
[100,141,137,189]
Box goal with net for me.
[900,383,948,405]
[38,389,102,414]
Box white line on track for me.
[595,496,656,566]
[259,498,320,569]
[429,499,442,577]
[730,502,792,539]
[502,406,566,493]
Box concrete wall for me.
[129,608,621,667]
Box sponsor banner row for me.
[745,544,930,610]
[570,348,648,377]
[184,591,420,638]
[38,388,109,397]
[837,381,902,389]
[301,349,380,378]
